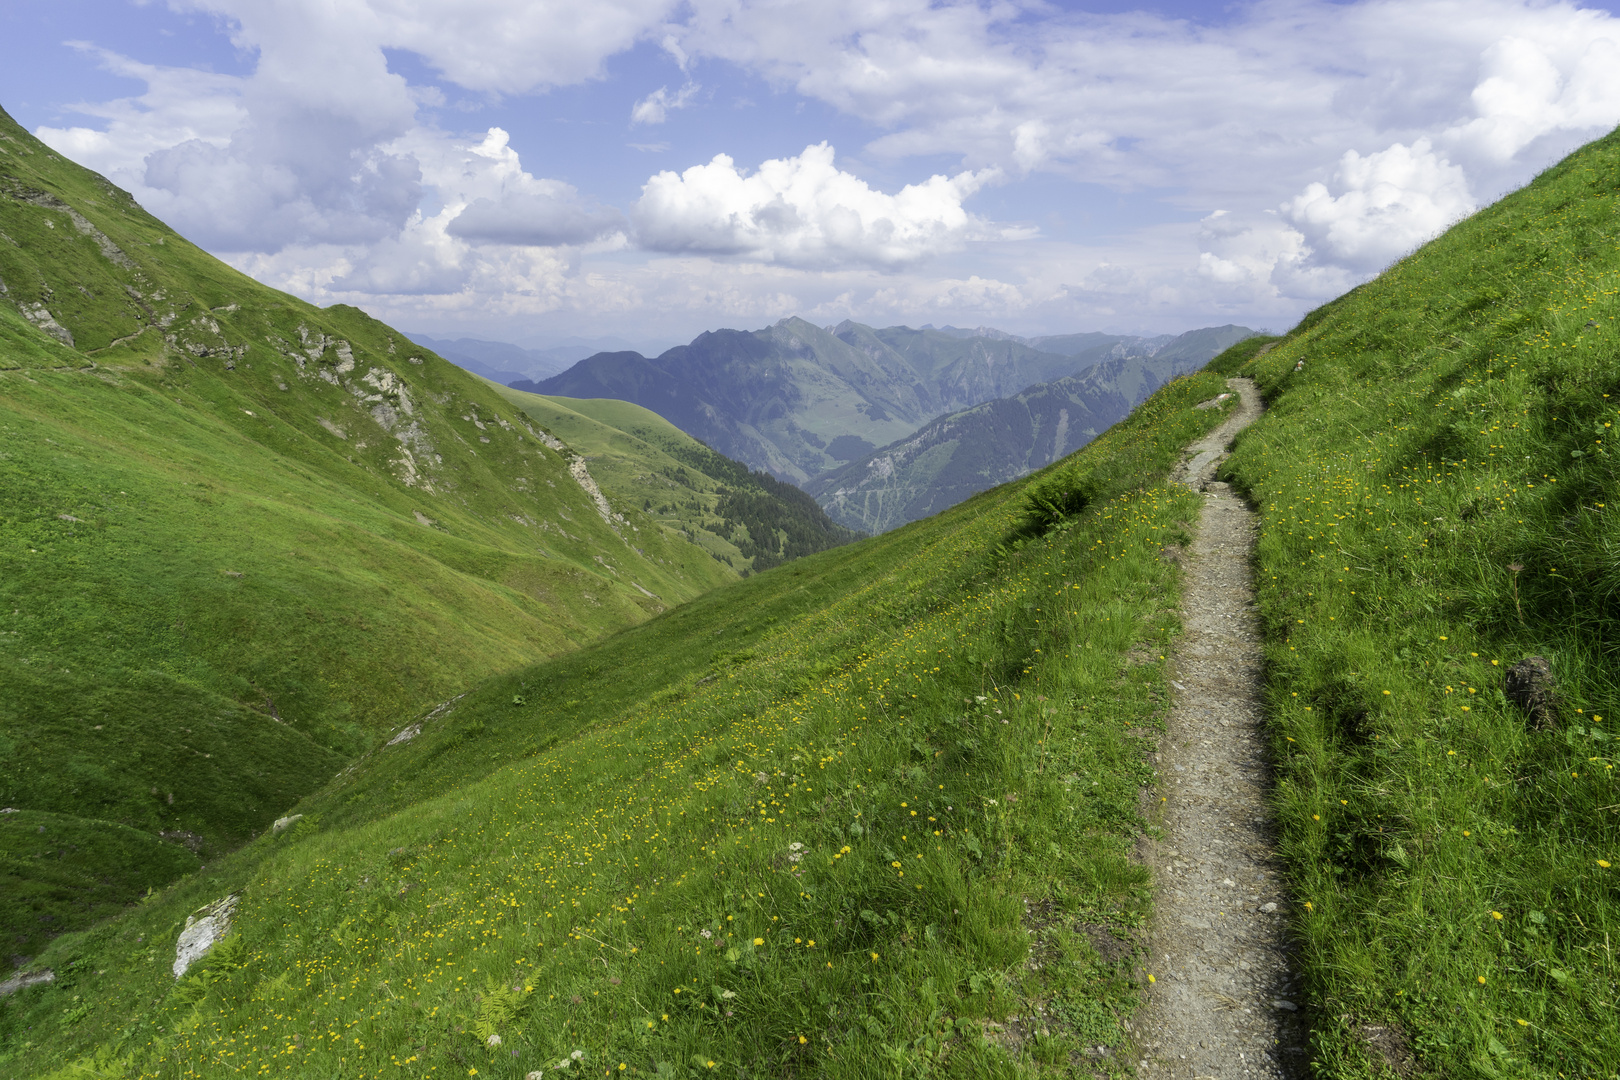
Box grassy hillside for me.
[1214,130,1620,1074]
[0,364,1241,1078]
[0,104,739,968]
[494,388,861,573]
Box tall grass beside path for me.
[1218,127,1620,1076]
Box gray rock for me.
[174,895,237,978]
[0,969,54,996]
[1505,655,1559,728]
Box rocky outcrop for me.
[20,301,73,346]
[173,895,238,978]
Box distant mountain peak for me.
[533,317,1255,492]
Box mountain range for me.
[806,344,1233,532]
[519,322,1255,475]
[522,320,1257,530]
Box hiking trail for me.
[1127,377,1309,1078]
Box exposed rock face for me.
[1505,656,1559,728]
[3,178,135,267]
[173,895,238,978]
[0,969,54,996]
[20,301,73,345]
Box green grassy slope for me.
[1216,129,1620,1074]
[493,388,860,574]
[0,367,1240,1078]
[0,105,737,966]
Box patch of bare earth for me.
[1126,378,1310,1078]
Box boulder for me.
[173,895,237,978]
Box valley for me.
[2,95,1619,1080]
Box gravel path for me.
[1127,378,1309,1079]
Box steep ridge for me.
[810,330,1265,533]
[0,104,743,964]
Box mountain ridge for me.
[522,318,1255,487]
[807,338,1262,532]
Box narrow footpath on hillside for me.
[1126,378,1310,1079]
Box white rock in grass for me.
[174,895,238,978]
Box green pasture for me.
[0,370,1237,1077]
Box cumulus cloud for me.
[1188,136,1472,312]
[449,191,624,246]
[631,83,700,125]
[1282,139,1475,271]
[30,0,1620,342]
[42,4,424,252]
[37,0,677,252]
[435,128,625,247]
[673,0,1620,202]
[1197,211,1307,287]
[194,0,679,95]
[1445,32,1620,163]
[1195,210,1354,305]
[632,143,1011,269]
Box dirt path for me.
[1127,378,1309,1079]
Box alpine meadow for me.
[1,88,1619,1080]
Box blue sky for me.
[4,1,1619,350]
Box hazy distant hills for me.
[807,345,1226,533]
[404,334,595,384]
[519,318,1255,486]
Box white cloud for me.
[674,0,1620,202]
[36,0,677,252]
[441,130,623,246]
[27,0,1620,343]
[39,44,246,179]
[1445,32,1620,163]
[192,0,679,95]
[631,82,700,125]
[632,143,1012,269]
[1282,139,1475,271]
